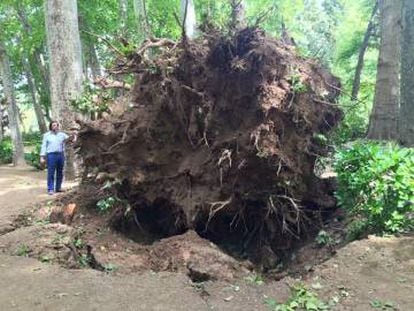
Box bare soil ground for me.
[0,165,413,310]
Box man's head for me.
[49,121,59,132]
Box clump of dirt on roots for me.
[77,27,342,270]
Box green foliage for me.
[265,284,329,311]
[289,73,309,94]
[22,131,42,145]
[23,132,42,169]
[334,141,414,239]
[370,299,397,310]
[40,255,51,263]
[245,273,265,285]
[15,244,30,257]
[330,97,368,145]
[0,137,13,164]
[103,263,118,272]
[78,254,90,267]
[25,143,42,169]
[70,83,111,115]
[74,238,85,249]
[22,132,42,170]
[315,230,334,247]
[96,196,117,213]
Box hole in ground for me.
[111,197,188,244]
[111,196,343,273]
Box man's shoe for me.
[56,189,65,193]
[48,191,54,195]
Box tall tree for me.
[133,0,150,38]
[0,41,25,166]
[45,0,83,178]
[230,0,246,31]
[400,0,414,146]
[119,0,128,36]
[351,0,379,101]
[181,0,197,39]
[0,100,4,142]
[367,0,401,140]
[16,4,51,121]
[22,55,47,133]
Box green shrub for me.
[25,143,42,169]
[96,196,117,213]
[22,131,42,146]
[22,132,42,169]
[264,283,329,311]
[0,137,13,164]
[330,96,369,145]
[334,141,414,239]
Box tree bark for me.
[0,42,26,166]
[181,0,197,39]
[45,0,83,179]
[16,7,50,96]
[351,1,379,101]
[22,55,47,133]
[367,0,401,141]
[0,101,4,142]
[119,0,128,36]
[230,0,246,31]
[133,0,150,39]
[400,0,414,146]
[16,6,51,123]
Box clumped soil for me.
[77,27,342,268]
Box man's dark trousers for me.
[47,152,64,192]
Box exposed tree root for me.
[77,27,342,267]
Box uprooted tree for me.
[77,27,342,266]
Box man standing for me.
[40,121,75,195]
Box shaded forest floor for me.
[0,165,413,310]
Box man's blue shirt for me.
[40,131,69,156]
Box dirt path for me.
[0,165,210,310]
[0,165,413,310]
[0,166,46,234]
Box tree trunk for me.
[367,0,401,140]
[22,56,47,133]
[16,6,50,94]
[400,0,414,146]
[181,0,197,39]
[16,6,51,124]
[0,42,26,166]
[45,0,84,179]
[88,42,102,79]
[119,0,128,36]
[133,0,150,39]
[0,101,4,142]
[79,17,102,81]
[351,1,379,101]
[230,0,246,31]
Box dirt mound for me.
[77,28,342,266]
[149,230,250,281]
[0,223,75,265]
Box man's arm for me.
[62,130,77,143]
[40,133,47,163]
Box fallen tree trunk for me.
[77,28,342,265]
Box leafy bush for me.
[22,131,42,169]
[264,284,329,311]
[96,196,118,213]
[0,137,13,164]
[22,131,42,146]
[330,96,369,145]
[334,141,414,239]
[25,143,42,169]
